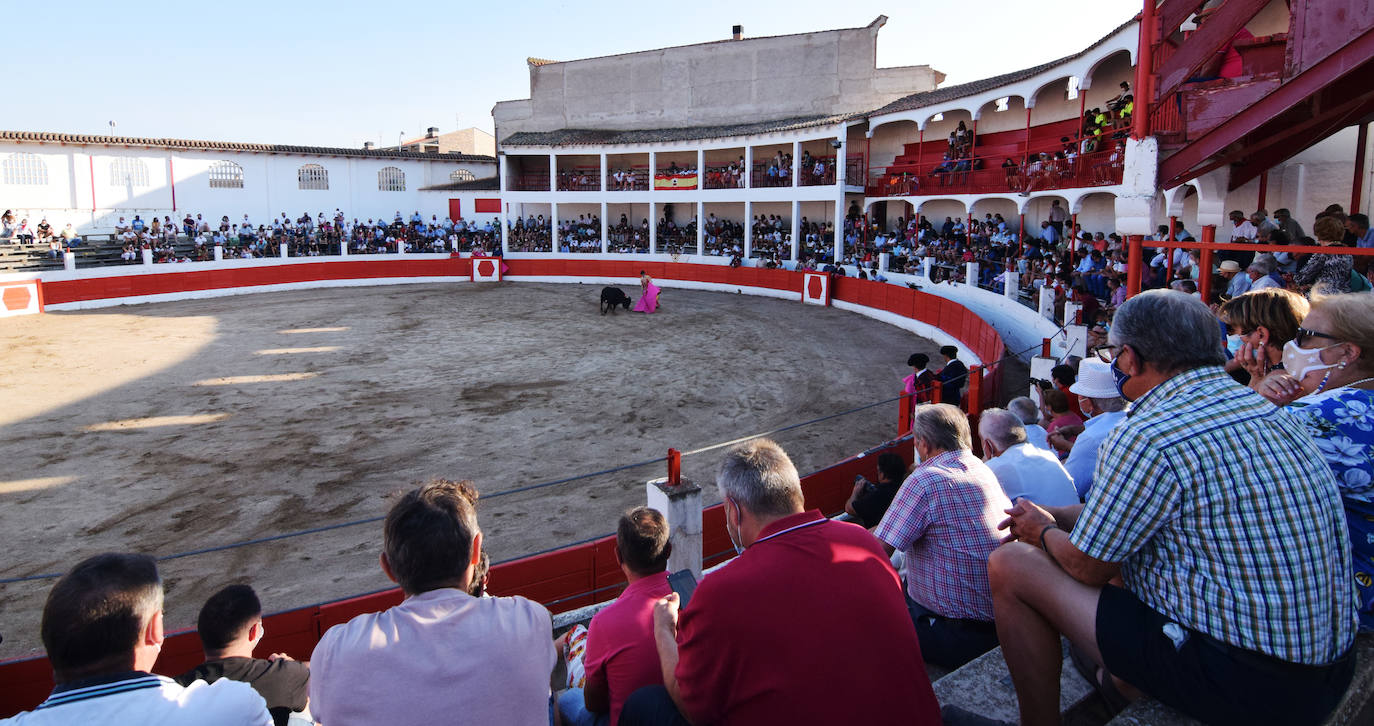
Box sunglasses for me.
[1295,327,1339,347]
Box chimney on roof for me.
[363,141,375,150]
[732,25,742,40]
[426,127,439,139]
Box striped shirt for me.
[4,672,270,725]
[875,449,1011,620]
[1071,366,1356,665]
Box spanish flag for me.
[653,173,699,190]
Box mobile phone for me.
[667,569,698,609]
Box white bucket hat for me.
[1069,358,1120,399]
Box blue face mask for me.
[1110,355,1132,400]
[1225,334,1244,357]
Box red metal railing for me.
[509,174,551,192]
[606,166,651,191]
[866,146,1125,198]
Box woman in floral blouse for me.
[1258,291,1374,628]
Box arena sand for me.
[0,282,944,658]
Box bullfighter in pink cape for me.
[633,270,660,313]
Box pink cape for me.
[633,282,660,313]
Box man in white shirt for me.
[1061,358,1127,500]
[978,408,1078,506]
[2,553,271,726]
[1229,210,1257,241]
[309,481,555,726]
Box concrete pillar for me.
[600,202,608,253]
[923,256,933,280]
[599,152,608,193]
[646,477,703,579]
[834,195,845,264]
[142,248,153,265]
[744,146,753,189]
[1004,268,1019,299]
[965,261,979,287]
[835,133,847,187]
[879,252,890,272]
[500,203,510,254]
[551,201,559,252]
[696,200,705,256]
[339,234,348,256]
[1065,323,1089,359]
[792,141,800,187]
[63,251,75,271]
[549,154,558,192]
[790,200,800,261]
[697,149,704,187]
[649,151,657,186]
[1064,300,1084,327]
[743,200,753,259]
[214,245,223,261]
[649,201,657,254]
[1038,285,1056,320]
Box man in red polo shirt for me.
[619,439,941,726]
[558,507,673,726]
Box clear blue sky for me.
[9,0,1141,148]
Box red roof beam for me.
[1154,0,1270,102]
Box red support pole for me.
[1198,225,1216,302]
[969,118,978,188]
[667,448,681,486]
[1023,107,1032,164]
[1133,0,1156,140]
[1354,122,1368,215]
[1069,212,1078,265]
[1041,338,1052,357]
[88,156,96,213]
[1018,212,1026,257]
[1166,215,1178,281]
[168,158,177,213]
[1127,234,1145,297]
[916,128,924,177]
[898,391,913,435]
[1256,170,1269,212]
[967,366,984,416]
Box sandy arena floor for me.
[0,282,941,658]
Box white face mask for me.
[1281,340,1343,380]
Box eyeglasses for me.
[1092,344,1121,363]
[1295,327,1339,347]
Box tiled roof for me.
[527,57,559,67]
[501,114,850,147]
[869,16,1139,117]
[417,177,501,192]
[0,130,497,163]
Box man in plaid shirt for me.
[960,291,1356,726]
[875,403,1013,669]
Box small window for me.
[930,113,944,123]
[1,153,48,185]
[209,160,244,189]
[1067,77,1081,100]
[298,164,329,191]
[450,169,476,183]
[110,157,150,187]
[378,166,405,192]
[995,96,1010,112]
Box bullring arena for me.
[0,273,957,659]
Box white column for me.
[792,141,800,187]
[835,133,846,187]
[500,202,510,254]
[599,152,608,192]
[548,154,557,192]
[142,248,153,265]
[743,200,753,259]
[697,149,705,188]
[1004,268,1020,299]
[63,251,76,271]
[696,200,705,256]
[965,261,979,286]
[744,146,753,189]
[834,195,845,264]
[879,252,890,271]
[646,477,703,579]
[648,151,657,188]
[1038,285,1056,320]
[790,200,800,261]
[339,233,349,256]
[649,201,657,253]
[214,244,223,261]
[923,257,934,280]
[550,201,559,251]
[600,202,609,253]
[279,242,289,258]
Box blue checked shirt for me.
[1071,366,1356,665]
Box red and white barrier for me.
[0,280,43,318]
[471,257,502,282]
[802,272,830,306]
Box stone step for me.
[933,641,1096,724]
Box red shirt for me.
[584,572,671,725]
[674,511,940,725]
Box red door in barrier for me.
[448,199,462,220]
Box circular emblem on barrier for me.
[2,286,32,311]
[806,276,823,300]
[477,260,496,279]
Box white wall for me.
[0,142,496,234]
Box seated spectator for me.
[1007,396,1051,451]
[1060,358,1126,500]
[845,452,909,527]
[1255,291,1374,630]
[621,439,940,725]
[977,408,1077,506]
[3,553,271,725]
[875,404,1012,669]
[1296,216,1355,293]
[1246,253,1285,291]
[936,345,968,406]
[176,585,310,726]
[560,508,672,726]
[980,290,1356,726]
[309,480,555,725]
[1219,288,1309,389]
[1042,389,1083,457]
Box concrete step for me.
[933,641,1096,724]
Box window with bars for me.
[110,157,150,186]
[298,164,329,190]
[450,169,475,183]
[209,160,244,189]
[1,153,48,185]
[378,166,405,192]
